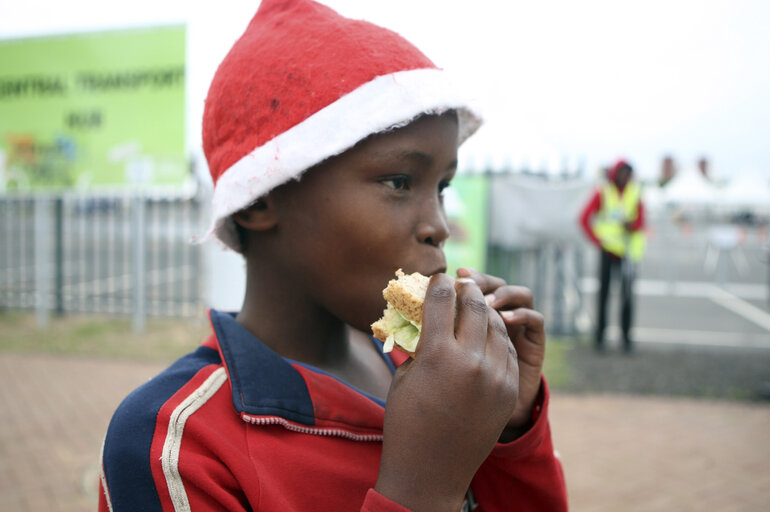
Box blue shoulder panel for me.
[101,345,221,511]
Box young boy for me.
[99,1,567,510]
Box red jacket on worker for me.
[98,309,568,511]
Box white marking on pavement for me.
[580,277,768,301]
[708,287,770,332]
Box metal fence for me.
[2,184,590,335]
[487,243,589,336]
[3,180,766,337]
[0,192,206,328]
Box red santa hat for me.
[202,0,483,251]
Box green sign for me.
[444,173,489,276]
[0,25,187,190]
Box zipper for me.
[244,413,477,511]
[242,414,383,442]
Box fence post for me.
[132,195,146,334]
[534,245,546,314]
[34,196,52,328]
[54,196,64,315]
[552,244,564,335]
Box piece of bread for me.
[371,269,429,357]
[382,269,429,324]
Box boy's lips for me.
[399,254,446,277]
[409,264,446,277]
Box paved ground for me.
[1,352,768,511]
[550,394,769,511]
[0,353,167,512]
[562,339,770,401]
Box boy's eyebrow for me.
[376,149,458,171]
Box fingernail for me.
[456,277,475,285]
[501,311,515,321]
[484,294,495,306]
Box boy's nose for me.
[416,200,450,248]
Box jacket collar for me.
[208,309,393,429]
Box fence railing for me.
[3,178,766,336]
[0,192,206,330]
[487,243,589,336]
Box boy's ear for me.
[232,196,278,232]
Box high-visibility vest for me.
[592,181,646,262]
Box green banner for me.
[0,25,187,190]
[444,173,489,276]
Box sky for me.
[1,0,769,182]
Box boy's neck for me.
[235,267,393,399]
[237,277,350,367]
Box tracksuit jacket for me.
[99,309,568,511]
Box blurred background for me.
[1,1,769,511]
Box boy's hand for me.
[456,267,546,434]
[376,273,518,512]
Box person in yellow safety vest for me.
[579,160,646,354]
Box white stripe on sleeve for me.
[161,367,228,511]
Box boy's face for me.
[268,113,459,331]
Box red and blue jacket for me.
[99,309,567,511]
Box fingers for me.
[486,301,517,363]
[423,273,528,362]
[420,274,457,351]
[454,277,490,353]
[456,278,518,371]
[456,267,506,296]
[456,267,533,310]
[500,308,545,333]
[487,285,534,311]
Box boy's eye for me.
[381,176,410,191]
[438,180,451,195]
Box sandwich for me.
[371,269,429,357]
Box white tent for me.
[663,168,720,208]
[718,171,770,213]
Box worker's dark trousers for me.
[595,249,634,351]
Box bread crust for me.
[370,309,392,343]
[382,269,429,325]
